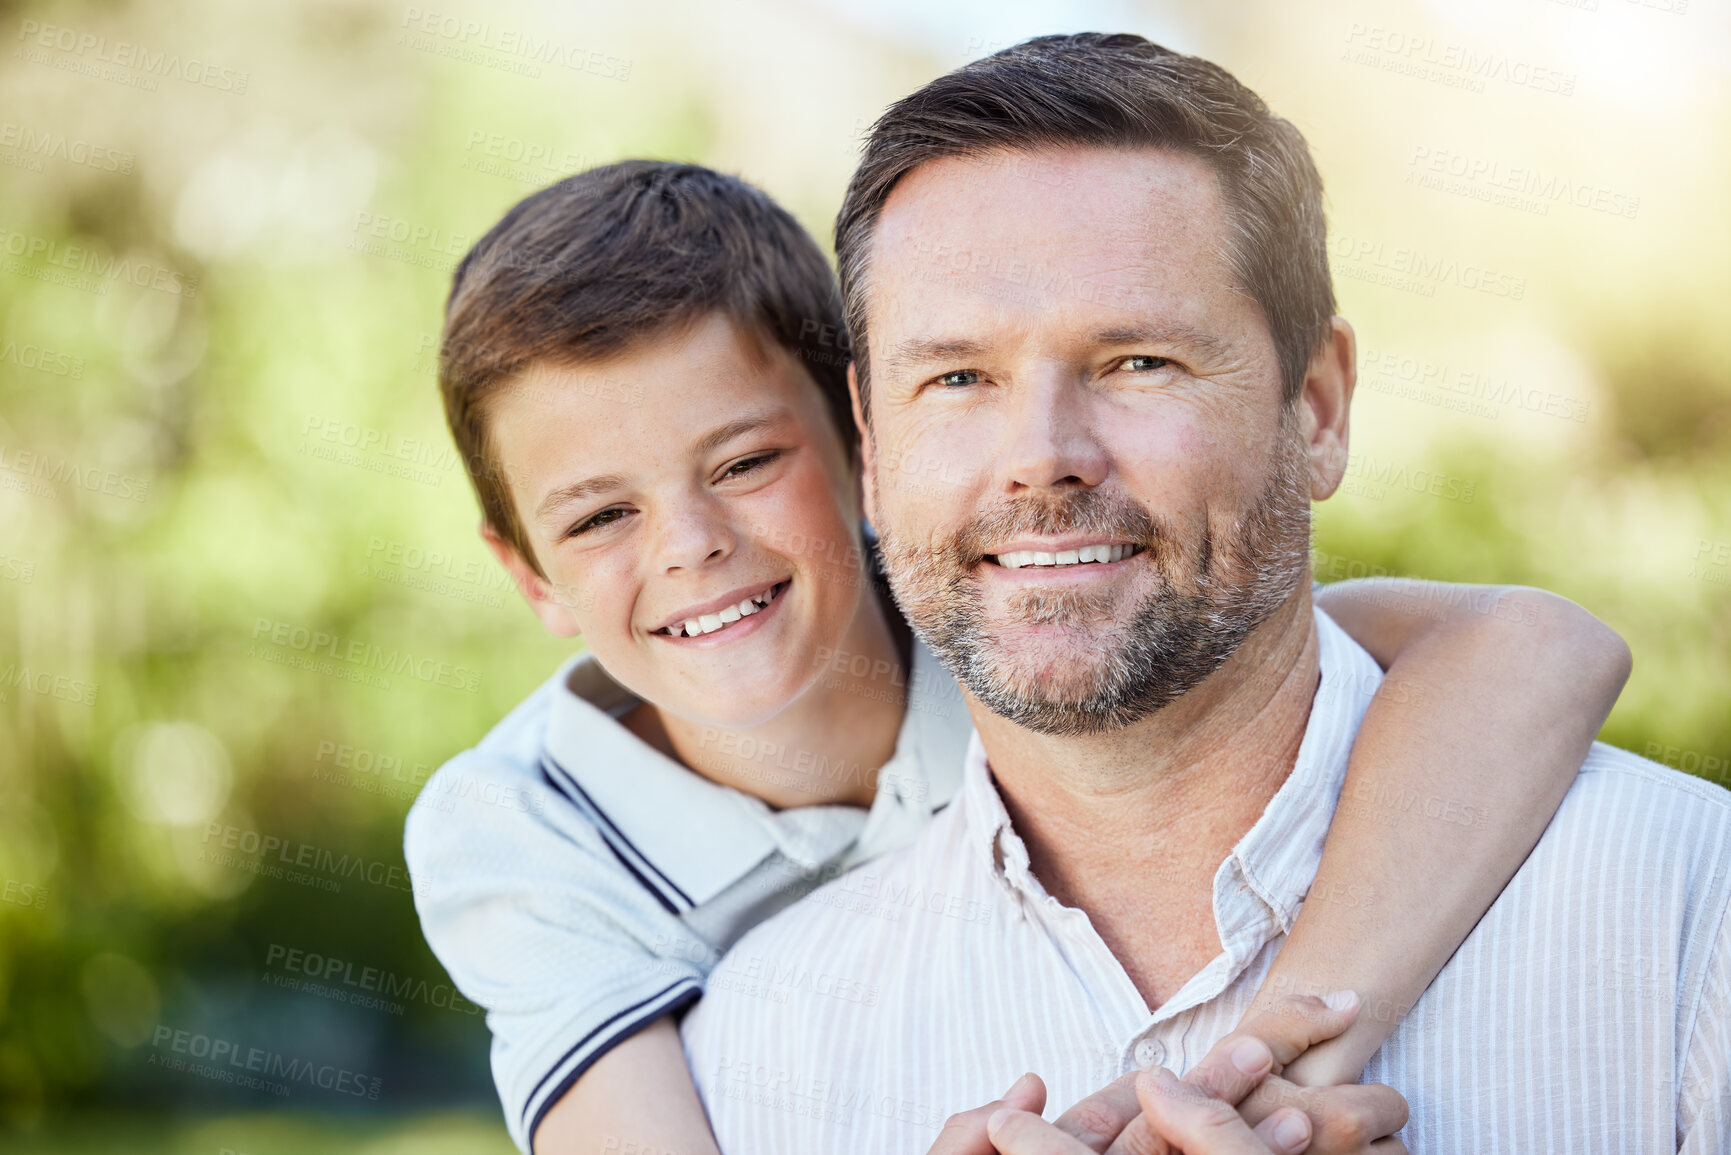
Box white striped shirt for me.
[404,640,971,1151]
[682,610,1731,1152]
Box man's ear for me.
[480,521,583,638]
[848,361,878,528]
[1299,317,1356,501]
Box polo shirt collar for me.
[958,608,1382,940]
[545,656,780,908]
[544,639,969,909]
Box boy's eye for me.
[570,507,630,537]
[1119,355,1171,372]
[720,451,780,479]
[934,370,983,389]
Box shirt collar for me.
[958,607,1382,935]
[544,639,969,908]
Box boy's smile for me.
[482,311,884,731]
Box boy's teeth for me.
[995,545,1135,569]
[666,582,785,637]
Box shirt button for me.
[1134,1039,1163,1067]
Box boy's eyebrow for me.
[690,409,790,457]
[532,408,794,527]
[536,473,630,524]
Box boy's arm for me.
[404,749,710,1153]
[535,1019,719,1155]
[1258,578,1631,1086]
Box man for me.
[680,33,1731,1153]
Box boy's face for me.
[484,311,870,728]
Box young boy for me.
[405,160,1629,1153]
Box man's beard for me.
[875,427,1313,737]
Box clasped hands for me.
[927,994,1408,1155]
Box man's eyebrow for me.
[880,326,1231,378]
[1091,323,1232,360]
[880,336,991,376]
[531,408,792,526]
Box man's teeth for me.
[665,585,782,637]
[994,544,1136,569]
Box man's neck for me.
[970,586,1321,1011]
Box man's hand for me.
[989,1066,1398,1155]
[1051,993,1406,1155]
[924,994,1407,1155]
[926,1072,1050,1155]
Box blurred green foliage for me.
[0,0,1725,1146]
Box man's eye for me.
[570,507,629,537]
[1120,355,1171,372]
[935,370,982,388]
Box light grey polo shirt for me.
[404,639,970,1151]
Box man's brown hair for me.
[835,32,1335,420]
[439,160,851,576]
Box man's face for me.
[859,146,1315,735]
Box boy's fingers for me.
[987,1107,1098,1155]
[1181,1033,1275,1106]
[927,1074,1048,1155]
[1206,992,1360,1081]
[1239,1077,1409,1152]
[1136,1068,1273,1155]
[1052,1070,1148,1150]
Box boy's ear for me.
[480,521,583,638]
[847,361,877,528]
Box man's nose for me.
[652,496,736,572]
[995,372,1109,494]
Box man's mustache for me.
[943,490,1166,565]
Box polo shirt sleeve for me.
[405,745,710,1152]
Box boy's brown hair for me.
[440,160,851,577]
